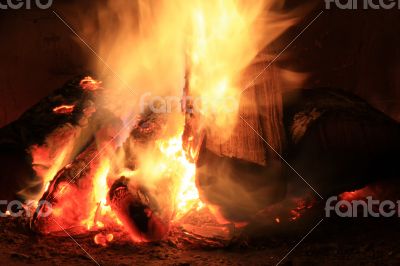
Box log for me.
[31,117,123,234]
[0,75,113,203]
[205,63,285,166]
[282,88,400,196]
[31,142,103,234]
[196,87,400,223]
[108,177,169,242]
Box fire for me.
[20,139,74,202]
[155,134,201,219]
[185,0,265,137]
[52,105,75,114]
[28,0,299,244]
[81,159,114,230]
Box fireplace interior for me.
[1,1,400,265]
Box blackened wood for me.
[283,88,400,197]
[0,75,116,202]
[109,177,169,242]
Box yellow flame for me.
[81,158,113,230]
[186,0,266,137]
[156,134,200,218]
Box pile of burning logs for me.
[0,74,399,242]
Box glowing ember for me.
[94,233,114,247]
[52,105,75,114]
[79,76,102,91]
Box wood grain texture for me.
[206,63,285,166]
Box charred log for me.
[0,75,115,203]
[282,88,400,197]
[31,142,101,233]
[196,88,400,223]
[0,75,101,148]
[30,111,122,234]
[108,177,169,242]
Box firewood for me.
[108,177,169,242]
[113,108,168,171]
[0,75,115,202]
[30,115,122,234]
[0,75,102,148]
[195,87,400,224]
[31,142,102,234]
[282,88,400,196]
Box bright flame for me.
[81,158,121,230]
[95,0,293,124]
[185,0,266,138]
[156,134,200,219]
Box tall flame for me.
[186,0,266,137]
[95,0,294,129]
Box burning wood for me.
[0,75,108,203]
[108,177,170,242]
